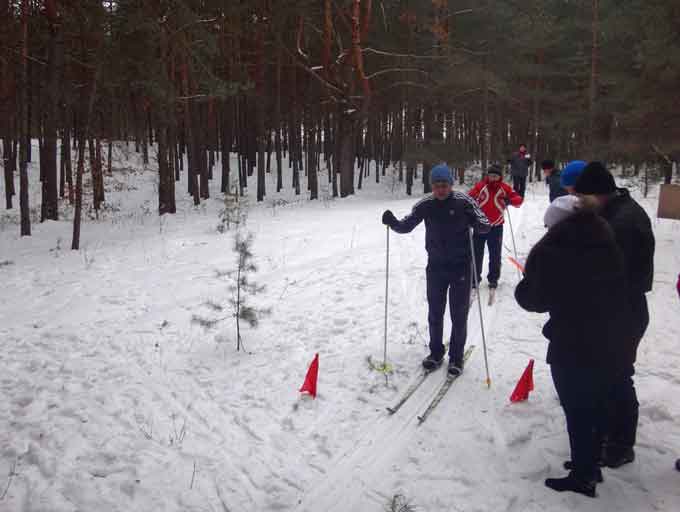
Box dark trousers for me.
[551,364,609,482]
[512,176,527,198]
[426,263,472,362]
[473,225,503,286]
[604,295,649,452]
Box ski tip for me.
[417,416,425,424]
[386,407,396,415]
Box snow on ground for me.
[1,147,679,512]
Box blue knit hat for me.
[561,160,587,188]
[430,164,453,185]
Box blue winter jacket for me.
[390,192,491,270]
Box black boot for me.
[545,472,597,498]
[422,353,444,371]
[448,357,464,377]
[675,459,680,472]
[603,446,635,468]
[562,461,604,483]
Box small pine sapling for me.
[192,231,269,351]
[217,193,246,233]
[231,232,269,350]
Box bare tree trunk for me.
[255,24,266,202]
[72,132,86,249]
[19,0,30,236]
[337,110,355,198]
[41,0,60,221]
[72,34,101,250]
[2,137,13,209]
[64,116,74,204]
[308,115,318,200]
[221,101,232,193]
[107,138,113,175]
[588,0,599,160]
[158,123,175,214]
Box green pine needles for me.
[192,231,269,352]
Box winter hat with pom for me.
[574,161,617,195]
[430,164,453,185]
[560,160,587,188]
[544,195,581,229]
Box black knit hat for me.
[541,159,555,170]
[574,161,616,195]
[487,164,503,176]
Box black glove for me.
[382,210,397,227]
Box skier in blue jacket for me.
[382,164,491,376]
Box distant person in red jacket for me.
[468,164,523,288]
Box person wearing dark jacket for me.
[515,195,633,498]
[542,160,567,202]
[574,162,655,469]
[508,144,532,198]
[382,164,491,376]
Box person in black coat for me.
[542,159,568,203]
[508,143,532,198]
[515,195,633,497]
[574,162,655,468]
[382,164,491,376]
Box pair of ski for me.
[386,345,475,424]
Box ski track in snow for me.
[1,154,679,512]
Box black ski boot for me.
[562,461,604,483]
[545,472,597,498]
[422,353,444,371]
[603,446,635,469]
[447,357,464,378]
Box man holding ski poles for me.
[381,164,491,377]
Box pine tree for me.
[192,231,269,352]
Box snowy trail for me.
[295,201,529,512]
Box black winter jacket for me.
[547,170,568,203]
[515,211,633,369]
[390,192,491,270]
[600,188,655,298]
[509,152,532,178]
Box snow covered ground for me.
[1,147,679,512]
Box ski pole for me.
[505,207,521,279]
[383,225,390,370]
[469,229,491,388]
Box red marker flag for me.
[299,353,319,399]
[510,359,534,402]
